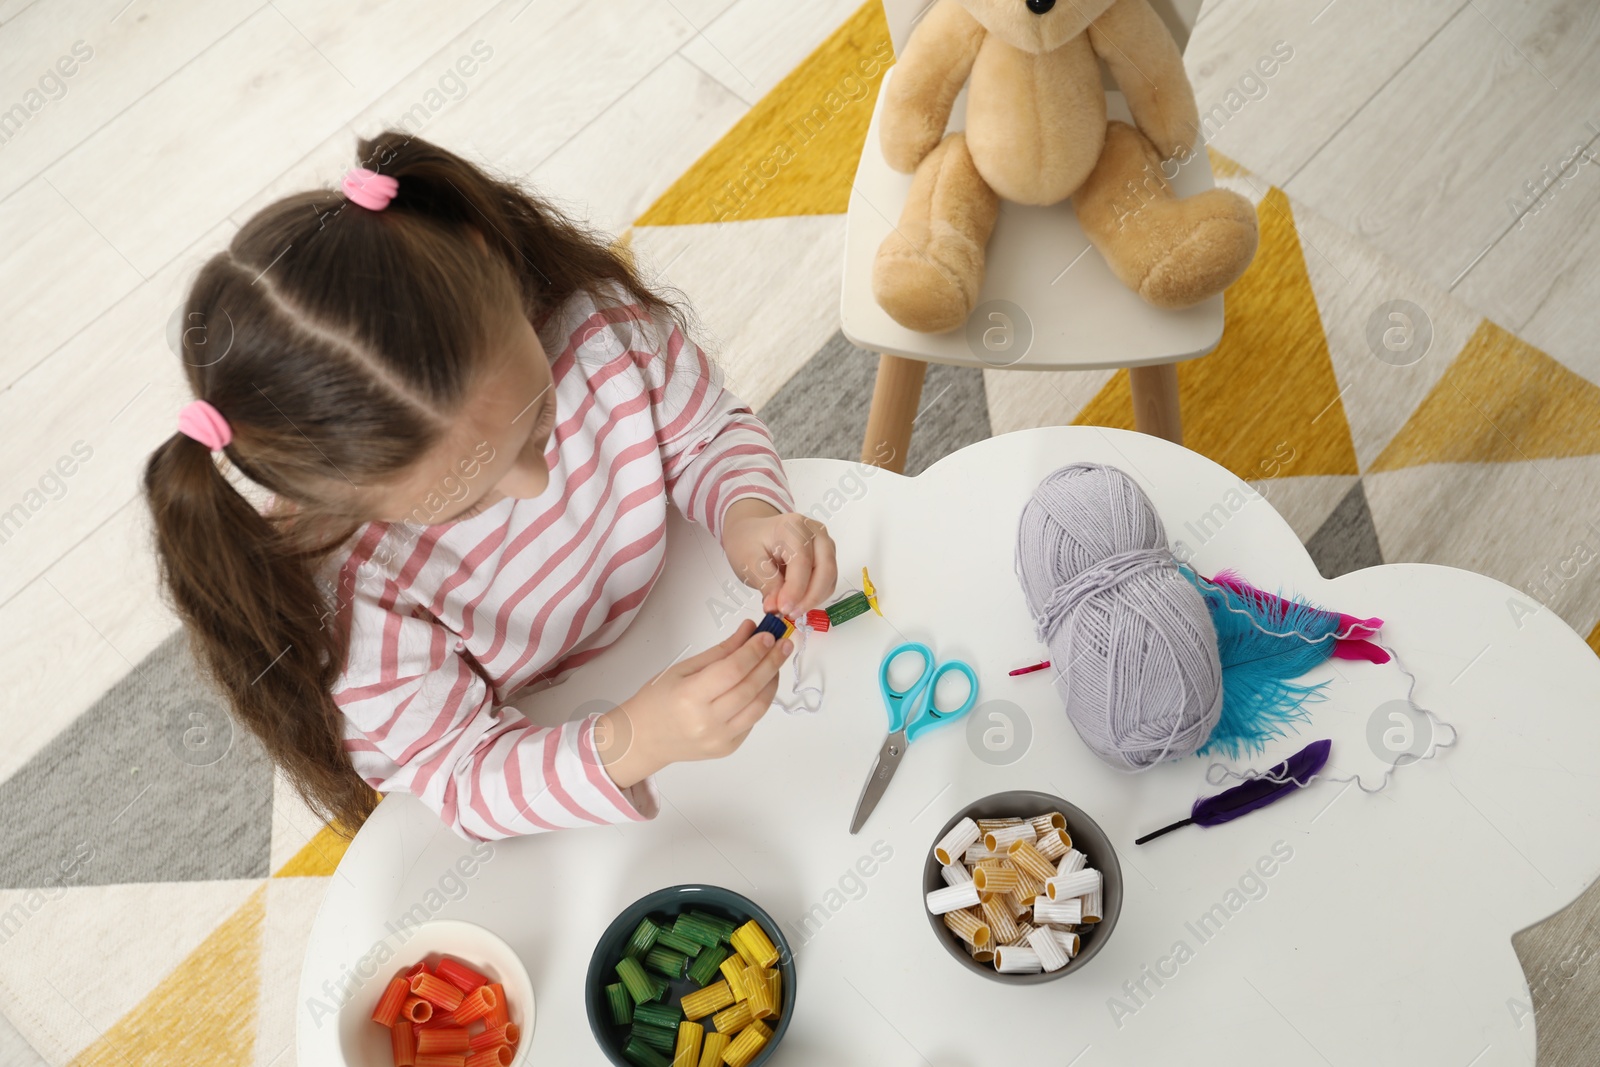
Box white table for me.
[298,427,1600,1066]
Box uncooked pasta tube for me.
[1083,886,1103,923]
[1029,812,1067,836]
[994,946,1044,974]
[926,882,981,914]
[943,908,991,948]
[1007,840,1057,883]
[941,862,973,887]
[984,823,1038,852]
[971,865,1020,896]
[1032,896,1083,925]
[1056,848,1086,875]
[1035,828,1071,860]
[980,896,1019,944]
[1045,868,1100,902]
[1027,927,1070,972]
[935,818,981,865]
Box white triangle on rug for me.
[270,770,333,875]
[983,366,1117,436]
[1294,200,1480,471]
[1364,455,1600,639]
[0,878,262,1064]
[252,876,331,1067]
[629,214,847,411]
[1248,473,1359,545]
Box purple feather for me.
[1135,739,1332,844]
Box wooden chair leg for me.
[1129,363,1182,445]
[861,353,927,473]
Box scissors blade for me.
[850,731,908,834]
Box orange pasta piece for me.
[448,984,498,1026]
[468,1025,509,1052]
[464,1047,511,1067]
[502,1022,520,1048]
[404,961,430,979]
[415,1027,471,1055]
[413,1054,465,1067]
[402,996,434,1024]
[372,975,411,1028]
[484,983,509,1029]
[391,1020,417,1067]
[410,973,466,1012]
[435,957,490,993]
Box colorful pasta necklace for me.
[758,568,882,714]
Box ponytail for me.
[144,434,372,832]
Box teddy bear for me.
[872,0,1259,334]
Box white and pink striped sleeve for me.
[627,305,795,541]
[334,582,658,841]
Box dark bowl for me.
[585,884,796,1066]
[923,789,1122,984]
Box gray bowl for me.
[923,789,1122,983]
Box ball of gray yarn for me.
[1015,463,1222,771]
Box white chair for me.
[841,0,1218,471]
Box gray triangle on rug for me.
[1306,480,1384,579]
[757,330,992,477]
[0,632,273,890]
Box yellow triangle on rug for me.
[1371,319,1600,471]
[69,884,265,1067]
[636,0,893,227]
[1074,187,1360,482]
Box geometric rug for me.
[5,2,1600,1065]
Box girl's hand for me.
[720,499,838,617]
[596,619,791,788]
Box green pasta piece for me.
[645,973,669,1001]
[686,943,731,986]
[631,1001,683,1029]
[629,1021,677,1052]
[622,1037,672,1067]
[687,911,738,940]
[616,955,655,1004]
[671,914,726,949]
[644,946,688,978]
[654,928,703,956]
[605,981,634,1025]
[623,916,661,959]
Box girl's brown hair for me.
[145,131,674,833]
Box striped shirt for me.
[326,285,794,841]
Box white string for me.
[771,622,824,714]
[1202,639,1459,794]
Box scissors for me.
[849,642,979,834]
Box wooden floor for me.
[1185,0,1600,383]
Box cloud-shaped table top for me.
[298,427,1599,1067]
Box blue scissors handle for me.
[879,642,979,743]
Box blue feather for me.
[1180,568,1341,758]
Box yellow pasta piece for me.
[719,957,749,1001]
[679,980,735,1021]
[732,921,780,968]
[1007,839,1058,883]
[711,1001,753,1034]
[1029,812,1067,836]
[1034,827,1071,860]
[743,965,776,1020]
[674,1021,703,1067]
[697,1033,731,1067]
[728,927,760,967]
[766,969,782,1018]
[976,817,1023,833]
[721,1023,770,1067]
[979,896,1018,944]
[972,864,1019,895]
[943,907,991,948]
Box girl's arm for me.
[336,587,657,841]
[623,304,795,540]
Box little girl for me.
[145,133,836,840]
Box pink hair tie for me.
[178,399,232,451]
[341,167,398,211]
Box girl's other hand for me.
[720,499,838,618]
[596,619,791,788]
